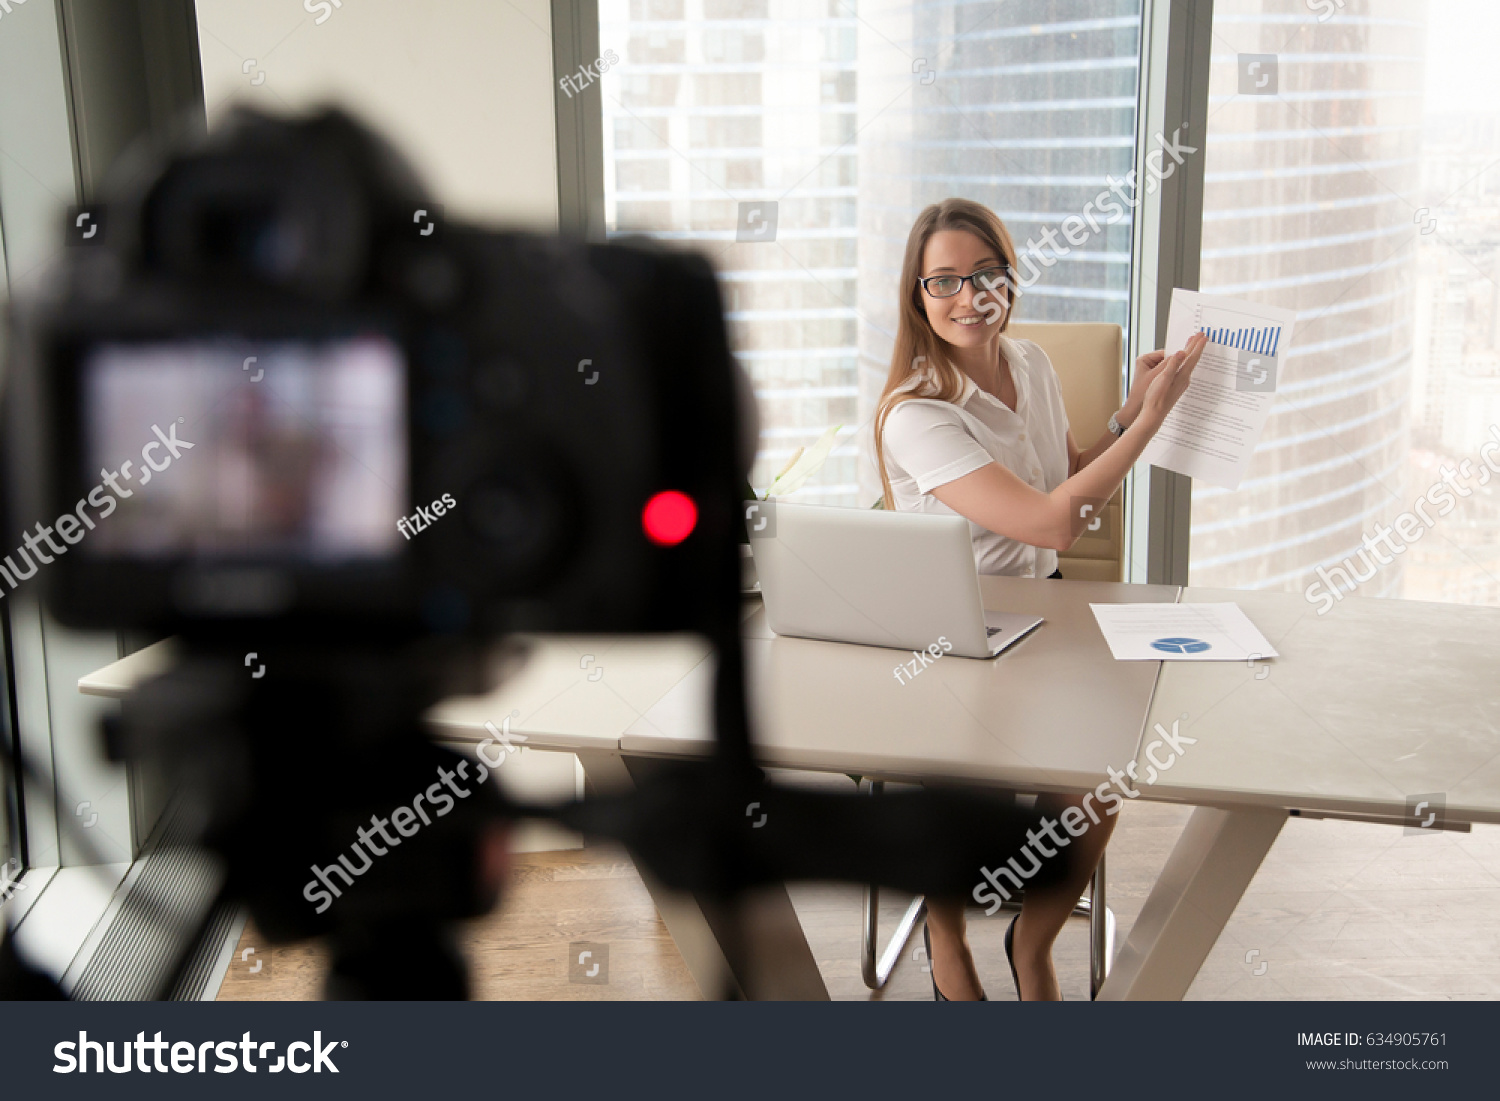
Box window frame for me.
[1125,0,1214,586]
[1,606,26,897]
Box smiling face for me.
[918,229,1010,349]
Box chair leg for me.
[1089,853,1116,999]
[858,779,926,990]
[861,884,927,990]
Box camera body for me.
[5,109,744,643]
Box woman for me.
[875,198,1207,1001]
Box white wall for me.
[193,0,560,229]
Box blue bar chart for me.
[1197,322,1281,356]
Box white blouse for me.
[881,335,1072,577]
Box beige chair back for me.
[1006,321,1125,582]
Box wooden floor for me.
[218,797,1500,1001]
[218,846,698,1000]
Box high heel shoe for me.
[923,923,987,1001]
[1005,914,1061,1001]
[1003,915,1024,1000]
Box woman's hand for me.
[1120,349,1165,427]
[1137,332,1208,428]
[1120,335,1206,428]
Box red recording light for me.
[642,490,698,546]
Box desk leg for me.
[1095,805,1284,1001]
[572,749,830,1001]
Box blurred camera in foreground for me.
[5,106,745,643]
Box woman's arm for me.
[1069,346,1181,474]
[934,333,1207,551]
[1070,411,1135,475]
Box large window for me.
[599,0,1145,506]
[1191,0,1500,606]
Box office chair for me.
[1014,320,1126,585]
[860,321,1123,999]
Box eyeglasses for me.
[918,266,1010,299]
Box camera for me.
[0,107,756,998]
[4,107,746,644]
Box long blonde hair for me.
[874,199,1021,508]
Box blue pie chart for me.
[1151,636,1212,654]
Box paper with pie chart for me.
[1139,288,1298,490]
[1089,602,1279,662]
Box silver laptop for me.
[748,501,1043,659]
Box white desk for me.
[79,579,1500,1000]
[616,578,1174,791]
[1102,585,1500,999]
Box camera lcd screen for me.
[79,335,408,561]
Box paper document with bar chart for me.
[1139,288,1297,489]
